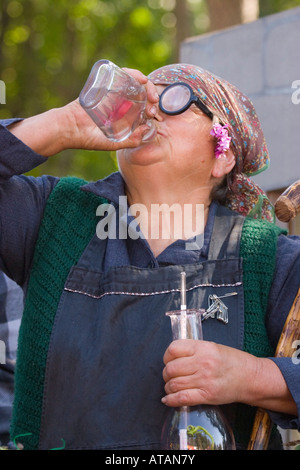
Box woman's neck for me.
[123,167,212,257]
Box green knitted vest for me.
[11,177,285,450]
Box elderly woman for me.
[0,63,299,451]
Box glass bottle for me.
[161,309,236,450]
[79,59,156,142]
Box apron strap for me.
[208,205,245,260]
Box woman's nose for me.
[153,106,164,122]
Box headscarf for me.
[148,63,275,222]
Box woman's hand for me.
[162,339,297,415]
[162,339,251,407]
[60,69,159,152]
[9,68,159,157]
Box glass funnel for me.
[161,309,236,450]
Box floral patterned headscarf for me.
[148,63,275,222]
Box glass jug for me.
[79,59,156,142]
[161,309,236,450]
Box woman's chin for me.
[117,136,165,167]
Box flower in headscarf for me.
[148,63,274,222]
[210,123,232,159]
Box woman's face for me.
[117,84,217,186]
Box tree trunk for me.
[205,0,259,32]
[175,0,190,60]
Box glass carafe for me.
[161,309,236,450]
[79,59,156,142]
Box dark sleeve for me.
[268,358,300,431]
[267,234,300,347]
[266,234,300,430]
[0,122,59,287]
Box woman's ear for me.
[211,149,235,179]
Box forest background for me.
[1,0,300,180]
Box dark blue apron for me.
[38,207,245,450]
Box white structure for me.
[0,80,6,105]
[180,7,300,232]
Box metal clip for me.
[202,301,219,321]
[202,292,238,325]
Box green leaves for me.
[0,0,184,179]
[5,0,299,180]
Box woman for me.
[0,63,299,450]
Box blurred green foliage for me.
[1,0,300,180]
[0,0,209,180]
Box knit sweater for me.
[10,177,285,450]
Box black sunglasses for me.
[159,82,214,120]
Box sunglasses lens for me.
[160,84,191,113]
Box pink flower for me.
[210,123,232,159]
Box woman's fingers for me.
[122,67,159,117]
[161,388,209,408]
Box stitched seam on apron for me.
[64,281,242,299]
